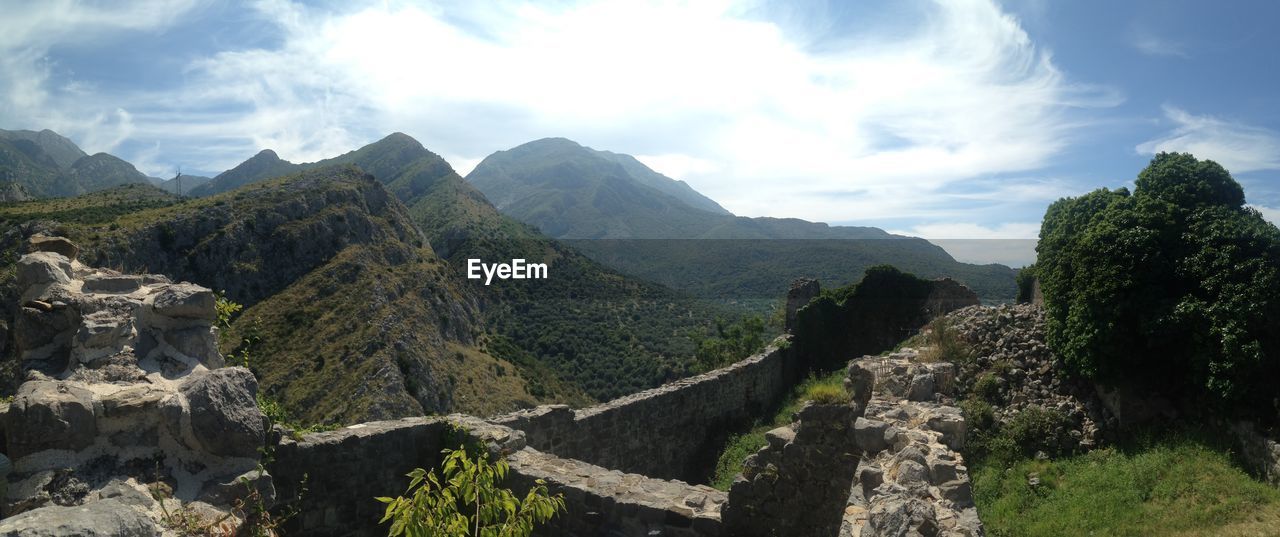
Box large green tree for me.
[1037,152,1280,420]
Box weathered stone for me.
[5,381,98,458]
[100,386,165,419]
[199,469,276,507]
[27,236,79,260]
[846,363,875,407]
[907,373,934,401]
[150,284,216,321]
[939,479,974,507]
[854,418,889,454]
[165,326,223,367]
[926,410,966,451]
[14,305,76,354]
[15,252,72,289]
[764,426,795,450]
[180,368,265,458]
[82,274,143,294]
[0,497,162,536]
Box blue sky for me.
[2,0,1279,266]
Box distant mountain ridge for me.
[466,137,1017,300]
[0,128,150,198]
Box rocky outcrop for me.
[842,354,983,537]
[785,278,820,332]
[944,304,1111,452]
[3,240,271,534]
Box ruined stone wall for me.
[269,417,453,537]
[722,401,861,537]
[493,341,800,481]
[269,415,727,537]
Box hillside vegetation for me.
[184,133,738,403]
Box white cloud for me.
[1250,204,1280,226]
[0,1,203,155]
[1130,28,1189,58]
[0,0,1117,223]
[1137,106,1280,174]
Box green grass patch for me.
[708,368,847,490]
[973,432,1280,537]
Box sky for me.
[2,0,1280,266]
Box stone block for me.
[5,381,98,458]
[180,368,266,458]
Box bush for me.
[378,446,565,537]
[1037,152,1280,422]
[1015,263,1037,304]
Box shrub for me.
[378,446,565,537]
[1015,263,1037,303]
[972,373,1001,403]
[1037,152,1280,422]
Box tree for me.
[377,446,565,537]
[1037,152,1280,420]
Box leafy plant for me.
[377,446,565,537]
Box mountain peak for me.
[253,149,282,160]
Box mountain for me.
[597,150,731,215]
[466,138,1017,300]
[0,169,580,424]
[157,174,211,195]
[183,133,738,403]
[0,129,87,169]
[0,128,150,197]
[188,149,301,197]
[0,181,31,203]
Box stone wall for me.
[722,401,862,537]
[268,415,728,537]
[841,356,983,536]
[492,341,800,482]
[269,417,453,536]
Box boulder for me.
[13,306,76,354]
[150,284,216,322]
[15,253,72,289]
[853,418,889,454]
[180,368,266,458]
[5,381,98,459]
[27,236,79,261]
[0,497,161,536]
[906,373,934,401]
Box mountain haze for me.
[466,138,1017,300]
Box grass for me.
[708,368,848,490]
[973,431,1280,537]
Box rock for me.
[14,305,76,354]
[199,468,275,507]
[854,418,890,453]
[939,479,974,507]
[866,497,939,536]
[925,410,967,451]
[0,498,162,536]
[150,284,216,322]
[892,460,929,486]
[180,368,266,458]
[5,381,98,458]
[27,236,79,261]
[907,373,934,401]
[846,362,875,407]
[164,326,223,367]
[764,426,795,450]
[100,386,165,419]
[15,253,72,289]
[82,274,143,294]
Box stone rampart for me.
[492,341,800,482]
